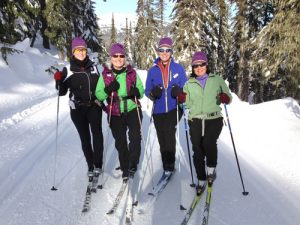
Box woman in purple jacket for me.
[145,37,187,175]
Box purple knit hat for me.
[158,37,173,48]
[110,43,126,56]
[192,51,208,65]
[71,37,87,53]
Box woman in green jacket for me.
[95,43,144,180]
[183,51,232,194]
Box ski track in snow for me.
[0,96,300,225]
[0,91,144,225]
[0,91,57,131]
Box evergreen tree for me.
[110,13,117,47]
[0,0,23,44]
[25,0,50,49]
[135,0,159,69]
[44,0,106,60]
[81,0,105,55]
[228,0,274,101]
[214,0,231,76]
[250,0,300,102]
[0,0,37,45]
[154,0,166,34]
[129,21,135,64]
[134,0,146,68]
[236,0,249,101]
[37,0,50,49]
[44,0,72,59]
[124,18,133,62]
[170,0,231,75]
[1,0,108,63]
[95,29,108,64]
[0,0,50,49]
[171,0,211,70]
[227,3,241,93]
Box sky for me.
[95,0,175,29]
[0,38,300,225]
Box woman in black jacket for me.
[54,37,104,178]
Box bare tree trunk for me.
[237,0,249,101]
[39,0,50,49]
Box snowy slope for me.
[0,39,300,225]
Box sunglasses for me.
[74,48,87,54]
[192,62,207,69]
[112,54,125,58]
[158,48,172,53]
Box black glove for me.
[171,85,183,98]
[129,86,140,98]
[150,85,162,99]
[104,80,120,95]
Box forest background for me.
[0,0,299,103]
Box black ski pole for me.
[223,104,249,196]
[182,104,195,187]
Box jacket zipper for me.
[84,72,92,101]
[165,88,168,112]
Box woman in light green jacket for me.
[183,51,232,195]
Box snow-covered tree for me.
[227,0,275,101]
[154,0,166,34]
[218,1,231,76]
[44,0,106,60]
[124,18,133,63]
[80,0,105,55]
[109,13,117,48]
[44,0,72,59]
[134,0,159,69]
[0,0,38,45]
[129,21,134,62]
[250,0,300,102]
[170,0,209,70]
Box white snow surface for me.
[0,39,300,225]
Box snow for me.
[98,12,137,31]
[0,39,300,225]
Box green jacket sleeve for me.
[183,81,191,109]
[95,75,108,101]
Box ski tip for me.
[50,186,58,191]
[148,192,154,196]
[133,201,138,206]
[123,178,129,183]
[180,204,186,210]
[242,191,249,196]
[106,210,114,215]
[82,208,89,213]
[190,183,196,188]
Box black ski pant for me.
[70,105,104,170]
[153,108,182,171]
[188,117,223,181]
[110,108,142,174]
